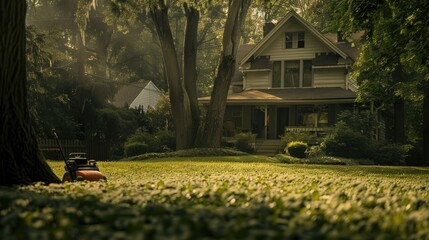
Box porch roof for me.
[199,87,356,104]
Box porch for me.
[252,127,333,155]
[223,104,347,141]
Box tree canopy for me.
[329,0,429,162]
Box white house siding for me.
[258,18,331,61]
[313,68,346,88]
[244,71,271,89]
[130,81,161,110]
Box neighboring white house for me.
[111,81,162,111]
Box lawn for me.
[1,156,429,239]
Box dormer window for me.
[285,31,305,49]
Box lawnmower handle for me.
[52,129,75,181]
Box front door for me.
[251,107,265,139]
[276,107,289,138]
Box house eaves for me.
[198,88,356,105]
[239,10,349,66]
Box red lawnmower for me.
[53,130,106,182]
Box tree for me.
[197,0,252,147]
[147,0,198,149]
[331,0,429,164]
[0,1,61,186]
[113,0,252,149]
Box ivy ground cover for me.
[1,156,429,239]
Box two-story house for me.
[200,11,362,154]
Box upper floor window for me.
[285,33,293,48]
[285,31,305,49]
[298,32,305,48]
[284,61,300,87]
[272,60,313,88]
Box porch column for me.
[264,104,268,140]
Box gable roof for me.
[111,82,149,108]
[232,44,255,84]
[324,32,364,60]
[239,10,350,66]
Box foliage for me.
[1,160,428,239]
[125,129,159,153]
[125,128,176,154]
[321,122,412,165]
[371,143,410,166]
[329,0,429,158]
[336,110,379,138]
[280,131,318,151]
[144,94,174,133]
[285,141,308,158]
[90,107,135,141]
[305,145,325,158]
[26,26,79,138]
[234,132,256,153]
[154,130,176,152]
[124,142,148,157]
[321,122,371,159]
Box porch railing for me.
[284,127,333,137]
[285,127,333,132]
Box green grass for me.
[1,156,429,239]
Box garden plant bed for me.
[1,157,428,239]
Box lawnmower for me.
[53,129,107,182]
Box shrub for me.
[306,145,325,158]
[286,141,308,158]
[234,132,256,153]
[154,130,175,151]
[336,110,379,139]
[321,122,371,158]
[280,131,318,151]
[124,142,148,157]
[126,129,161,153]
[371,143,410,165]
[221,138,235,148]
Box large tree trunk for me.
[150,1,194,150]
[197,0,252,147]
[423,94,429,166]
[183,3,200,145]
[0,1,61,186]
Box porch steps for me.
[254,140,282,156]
